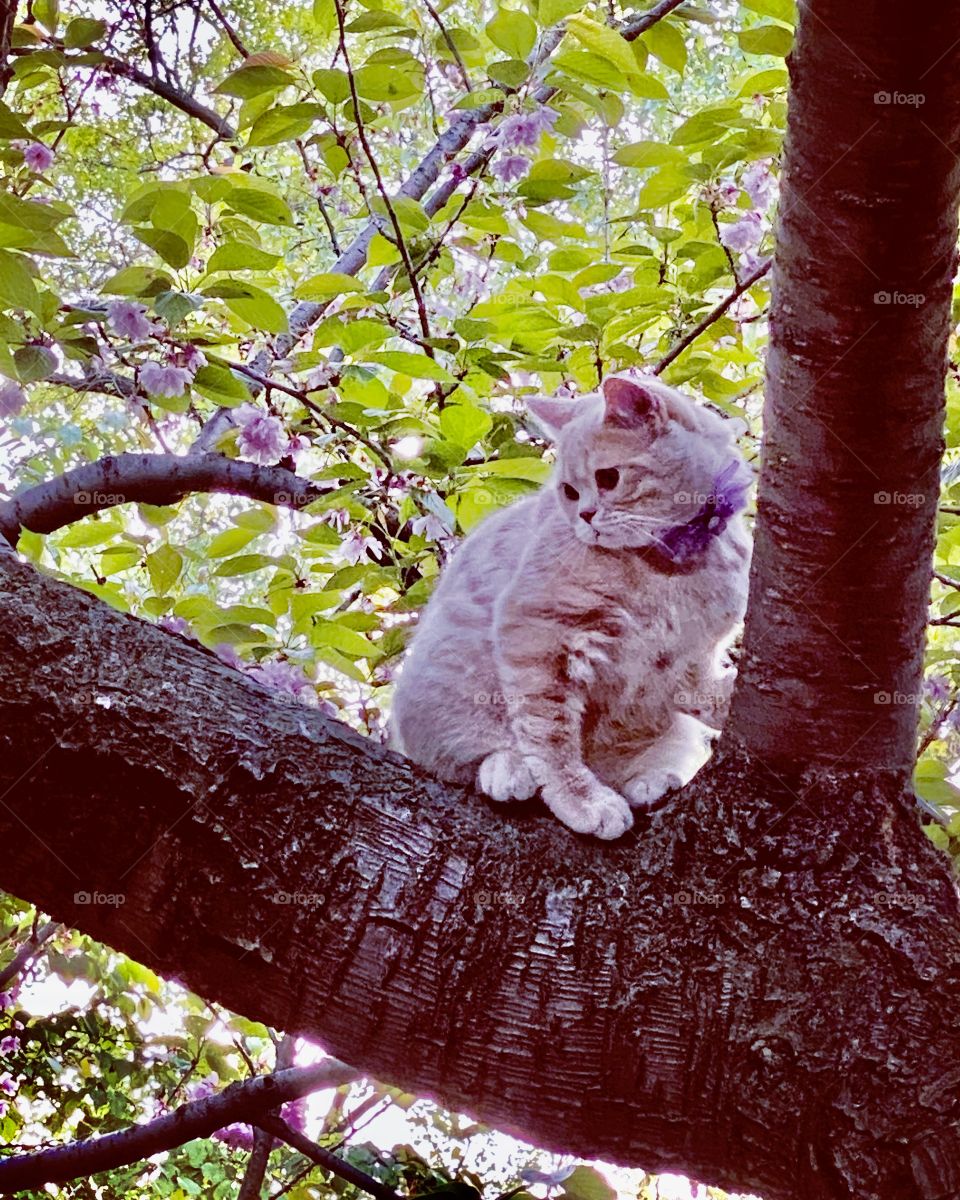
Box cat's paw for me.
[542,782,633,840]
[477,750,538,802]
[624,769,683,811]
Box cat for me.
[391,373,752,839]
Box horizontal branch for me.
[0,1061,357,1193]
[100,56,237,141]
[0,453,333,546]
[1,554,959,1200]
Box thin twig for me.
[421,0,472,91]
[256,1114,403,1200]
[0,921,59,991]
[205,0,249,56]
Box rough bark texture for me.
[3,553,960,1200]
[3,5,960,1200]
[728,1,960,771]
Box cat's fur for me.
[391,374,752,839]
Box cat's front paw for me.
[542,782,633,840]
[624,769,683,811]
[477,750,538,802]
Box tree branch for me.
[652,258,771,375]
[0,1061,358,1193]
[0,920,58,991]
[256,1115,402,1200]
[101,55,236,140]
[0,453,334,546]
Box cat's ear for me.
[527,395,579,437]
[601,375,663,430]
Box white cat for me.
[391,374,752,839]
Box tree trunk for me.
[3,4,960,1199]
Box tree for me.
[2,1,960,1198]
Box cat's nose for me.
[579,509,596,524]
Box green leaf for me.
[191,363,252,407]
[146,544,182,595]
[737,67,789,96]
[638,164,693,207]
[100,265,174,296]
[213,553,277,577]
[738,24,793,56]
[741,0,795,23]
[134,227,192,269]
[643,20,687,74]
[368,351,454,381]
[215,64,296,99]
[310,619,379,658]
[539,0,584,24]
[247,102,324,147]
[223,186,294,227]
[14,344,56,382]
[206,242,281,273]
[312,68,351,103]
[354,66,422,102]
[0,102,32,140]
[207,527,258,557]
[559,1167,617,1200]
[440,403,492,446]
[202,281,289,334]
[0,250,39,314]
[63,17,106,47]
[486,8,537,60]
[613,140,685,168]
[487,59,530,89]
[296,272,366,301]
[566,14,641,78]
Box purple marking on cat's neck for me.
[658,459,751,565]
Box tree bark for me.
[727,1,960,772]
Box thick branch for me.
[101,56,237,140]
[0,453,333,546]
[2,554,960,1200]
[0,1061,356,1193]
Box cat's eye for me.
[562,483,579,501]
[595,467,620,491]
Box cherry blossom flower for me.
[178,344,207,373]
[213,1123,254,1151]
[410,513,448,542]
[925,674,951,704]
[305,363,335,391]
[497,106,558,149]
[0,1073,16,1097]
[23,142,54,172]
[249,659,314,702]
[234,403,286,465]
[107,300,155,342]
[0,380,26,419]
[286,433,310,461]
[742,160,776,210]
[214,644,244,670]
[336,530,383,565]
[0,1035,18,1055]
[158,615,191,638]
[140,361,192,398]
[492,154,531,184]
[720,210,763,253]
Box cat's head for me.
[527,374,748,552]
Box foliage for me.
[0,0,956,1193]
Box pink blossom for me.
[215,644,244,670]
[0,993,14,1011]
[410,513,448,542]
[0,1100,7,1118]
[23,142,54,172]
[178,344,207,373]
[0,380,26,419]
[492,154,531,184]
[497,106,558,150]
[140,361,192,398]
[186,1074,218,1101]
[323,508,351,532]
[159,615,191,638]
[448,163,467,183]
[286,434,310,461]
[0,1035,19,1056]
[336,530,383,565]
[107,300,155,342]
[742,161,776,210]
[249,659,314,701]
[213,1123,254,1151]
[305,363,335,391]
[234,403,285,465]
[720,210,763,253]
[280,1098,308,1134]
[0,1073,16,1097]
